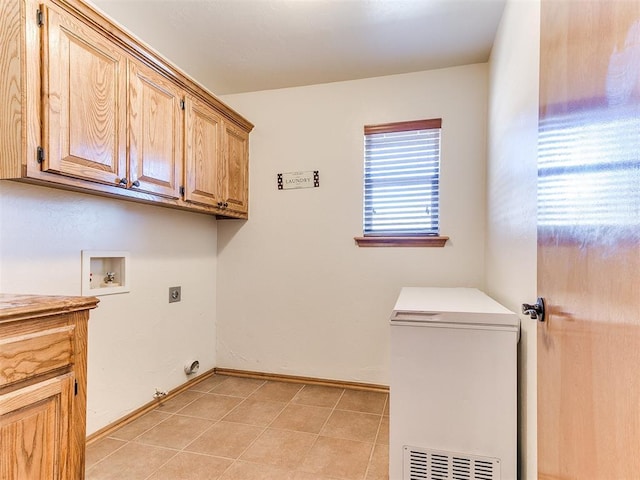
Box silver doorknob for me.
[522,297,545,322]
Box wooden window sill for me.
[354,236,449,247]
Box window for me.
[355,119,448,247]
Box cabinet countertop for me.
[0,294,99,323]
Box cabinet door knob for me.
[217,201,223,207]
[223,202,229,208]
[131,180,140,188]
[117,177,128,186]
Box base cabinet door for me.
[41,3,127,186]
[0,374,74,480]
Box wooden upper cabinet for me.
[184,95,223,207]
[221,122,249,215]
[128,61,183,199]
[41,3,127,186]
[0,0,22,179]
[1,0,253,217]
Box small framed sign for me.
[277,171,319,190]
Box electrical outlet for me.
[169,286,181,303]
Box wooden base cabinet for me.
[0,294,99,480]
[0,0,252,219]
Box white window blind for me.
[363,119,441,236]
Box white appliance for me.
[389,287,520,480]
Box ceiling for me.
[90,0,506,96]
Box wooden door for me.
[129,61,183,198]
[184,95,222,207]
[41,3,127,186]
[0,374,74,480]
[221,122,249,215]
[537,1,640,479]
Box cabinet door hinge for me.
[37,146,45,163]
[179,186,185,196]
[74,380,78,396]
[180,99,185,110]
[37,9,44,27]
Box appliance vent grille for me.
[404,446,501,480]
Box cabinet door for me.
[41,4,127,186]
[129,61,183,198]
[221,123,249,215]
[0,374,74,480]
[184,95,222,207]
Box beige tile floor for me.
[86,375,389,480]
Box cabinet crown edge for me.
[50,0,253,132]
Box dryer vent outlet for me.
[184,360,200,375]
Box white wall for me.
[0,182,218,434]
[218,64,489,385]
[486,1,540,479]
